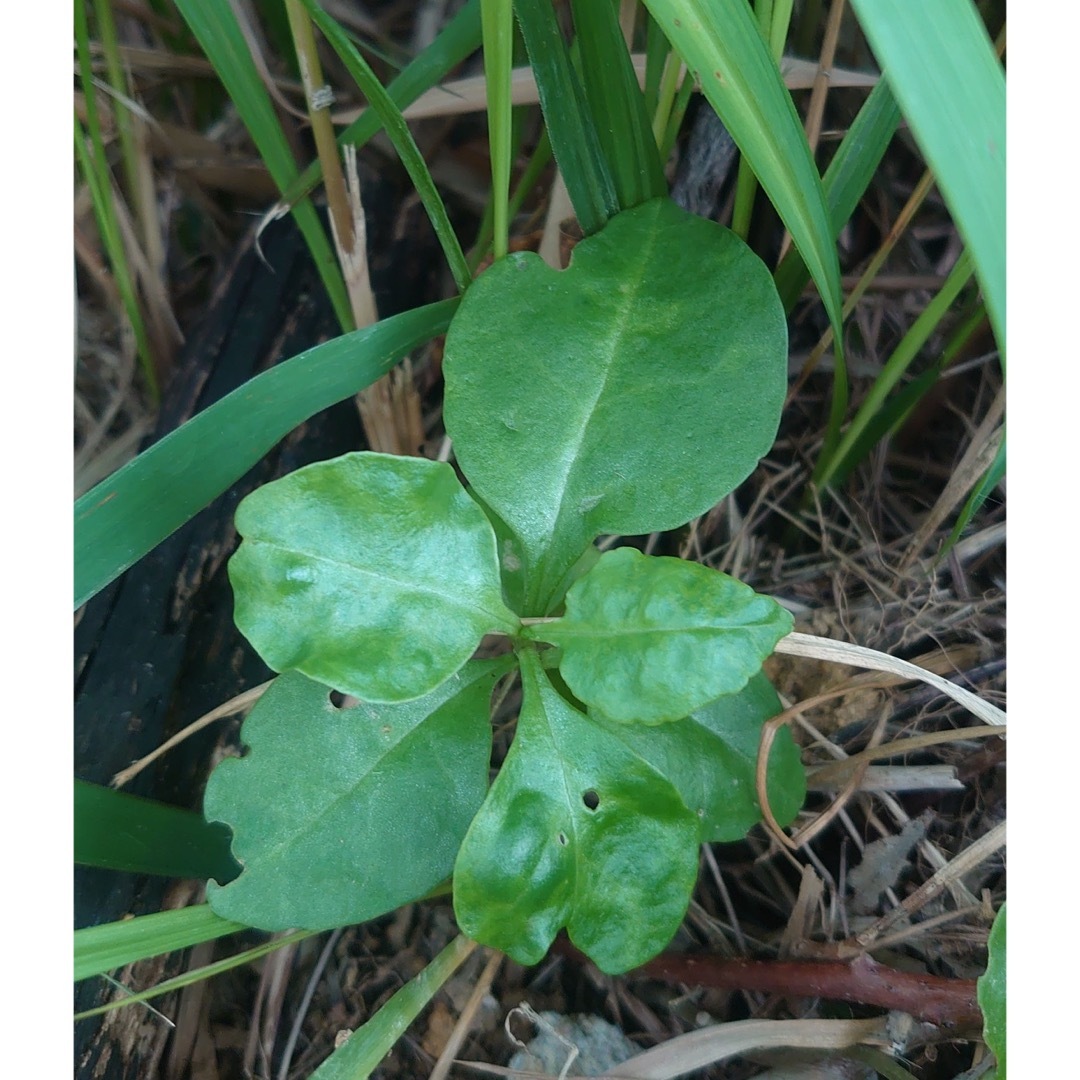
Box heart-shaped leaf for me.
[229,452,518,702]
[526,546,793,723]
[589,673,805,842]
[453,650,700,974]
[205,660,510,930]
[443,196,787,612]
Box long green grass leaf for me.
[774,77,902,311]
[75,780,240,883]
[815,250,975,488]
[75,906,246,983]
[303,0,471,291]
[514,0,618,234]
[172,0,353,330]
[570,0,666,208]
[75,0,159,399]
[74,299,458,609]
[640,0,843,339]
[943,435,1005,556]
[76,929,315,1016]
[480,0,514,260]
[310,936,477,1079]
[847,0,1005,355]
[282,0,483,207]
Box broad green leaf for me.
[75,298,457,610]
[75,780,240,883]
[443,198,786,612]
[453,651,699,974]
[173,0,353,330]
[847,0,1005,354]
[589,673,805,841]
[526,547,793,724]
[205,661,510,930]
[310,936,476,1080]
[229,453,518,702]
[570,0,667,208]
[75,906,244,983]
[513,0,618,234]
[641,0,844,343]
[978,902,1006,1077]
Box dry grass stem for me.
[433,949,503,1080]
[111,680,272,788]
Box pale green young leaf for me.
[526,547,793,724]
[641,0,844,341]
[205,662,509,929]
[75,299,456,609]
[848,0,1005,354]
[588,673,805,841]
[443,198,786,613]
[453,651,699,974]
[75,906,244,983]
[229,453,518,702]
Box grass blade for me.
[847,0,1005,355]
[281,0,483,208]
[774,77,902,311]
[514,0,619,235]
[481,0,514,260]
[942,435,1005,556]
[171,0,353,331]
[74,298,458,609]
[570,0,666,208]
[815,249,975,488]
[310,936,477,1079]
[76,928,315,1016]
[304,0,472,291]
[75,780,240,883]
[642,0,843,342]
[75,905,246,983]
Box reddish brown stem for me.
[552,942,981,1029]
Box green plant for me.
[75,0,1005,1072]
[204,195,806,974]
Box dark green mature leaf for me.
[513,0,618,234]
[75,298,457,609]
[75,780,240,883]
[527,547,793,724]
[443,198,786,613]
[229,452,518,702]
[589,673,804,841]
[453,651,700,974]
[978,902,1006,1077]
[205,661,510,930]
[75,906,244,983]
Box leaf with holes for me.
[443,196,787,612]
[228,452,518,702]
[525,547,793,724]
[589,673,805,842]
[204,660,510,930]
[452,650,700,974]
